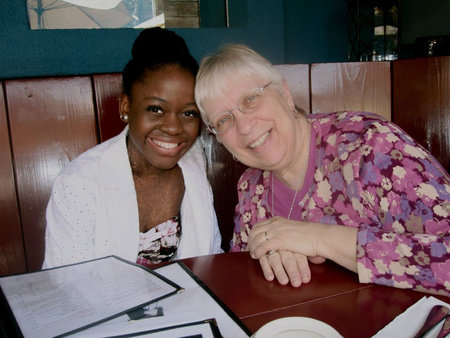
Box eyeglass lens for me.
[211,86,266,134]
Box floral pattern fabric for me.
[231,111,450,296]
[136,216,181,267]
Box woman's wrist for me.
[315,223,358,272]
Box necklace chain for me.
[271,128,310,220]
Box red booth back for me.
[1,56,448,275]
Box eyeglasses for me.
[207,82,271,134]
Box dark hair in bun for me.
[122,27,199,95]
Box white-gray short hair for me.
[195,44,284,123]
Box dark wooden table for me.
[180,251,448,338]
[1,252,447,337]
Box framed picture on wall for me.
[26,0,164,29]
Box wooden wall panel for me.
[93,73,126,142]
[0,84,27,276]
[310,62,391,121]
[274,64,310,113]
[392,56,450,173]
[5,77,99,271]
[0,57,446,272]
[200,129,247,251]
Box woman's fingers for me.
[308,256,326,264]
[295,253,312,283]
[258,253,275,281]
[250,236,282,259]
[247,220,276,251]
[258,251,312,287]
[259,251,289,285]
[267,251,289,285]
[279,251,302,287]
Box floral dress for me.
[231,111,450,297]
[136,215,181,267]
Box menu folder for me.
[0,256,182,338]
[104,318,222,338]
[66,261,251,337]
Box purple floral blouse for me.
[231,111,450,296]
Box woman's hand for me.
[258,249,311,287]
[248,217,322,259]
[248,217,358,273]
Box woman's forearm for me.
[316,224,358,273]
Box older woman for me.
[194,44,450,296]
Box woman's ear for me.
[282,78,295,111]
[119,93,130,122]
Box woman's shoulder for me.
[237,168,269,191]
[309,111,416,149]
[56,128,128,180]
[308,111,390,131]
[240,166,264,179]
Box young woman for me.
[43,28,222,269]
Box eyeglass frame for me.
[206,82,272,135]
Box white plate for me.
[252,317,343,338]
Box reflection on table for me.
[180,251,448,338]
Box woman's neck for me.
[275,117,311,190]
[127,136,174,178]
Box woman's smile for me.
[147,137,185,154]
[249,129,272,149]
[152,138,179,150]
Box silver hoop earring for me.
[232,154,239,162]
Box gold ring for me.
[266,250,276,257]
[264,231,269,241]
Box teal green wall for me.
[0,1,349,79]
[400,0,450,44]
[284,1,348,63]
